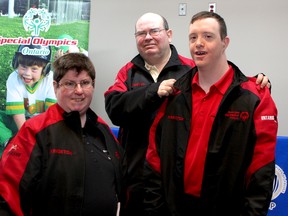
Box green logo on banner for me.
[23,8,51,36]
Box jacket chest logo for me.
[225,111,249,121]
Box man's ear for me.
[223,36,230,49]
[167,29,173,43]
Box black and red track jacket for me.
[145,61,278,215]
[0,104,125,216]
[104,45,195,199]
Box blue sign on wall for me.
[268,136,288,216]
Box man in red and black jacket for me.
[144,11,278,216]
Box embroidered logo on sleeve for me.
[261,116,277,122]
[7,144,21,157]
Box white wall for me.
[89,0,288,136]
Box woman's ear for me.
[53,81,58,93]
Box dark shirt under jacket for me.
[82,119,118,216]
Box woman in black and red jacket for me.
[0,53,126,216]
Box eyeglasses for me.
[58,80,94,90]
[134,28,166,38]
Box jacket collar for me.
[131,44,181,71]
[59,105,98,132]
[173,60,248,93]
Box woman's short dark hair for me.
[52,53,96,83]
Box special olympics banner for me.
[268,136,288,216]
[0,0,90,154]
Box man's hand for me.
[158,79,176,98]
[256,73,271,89]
